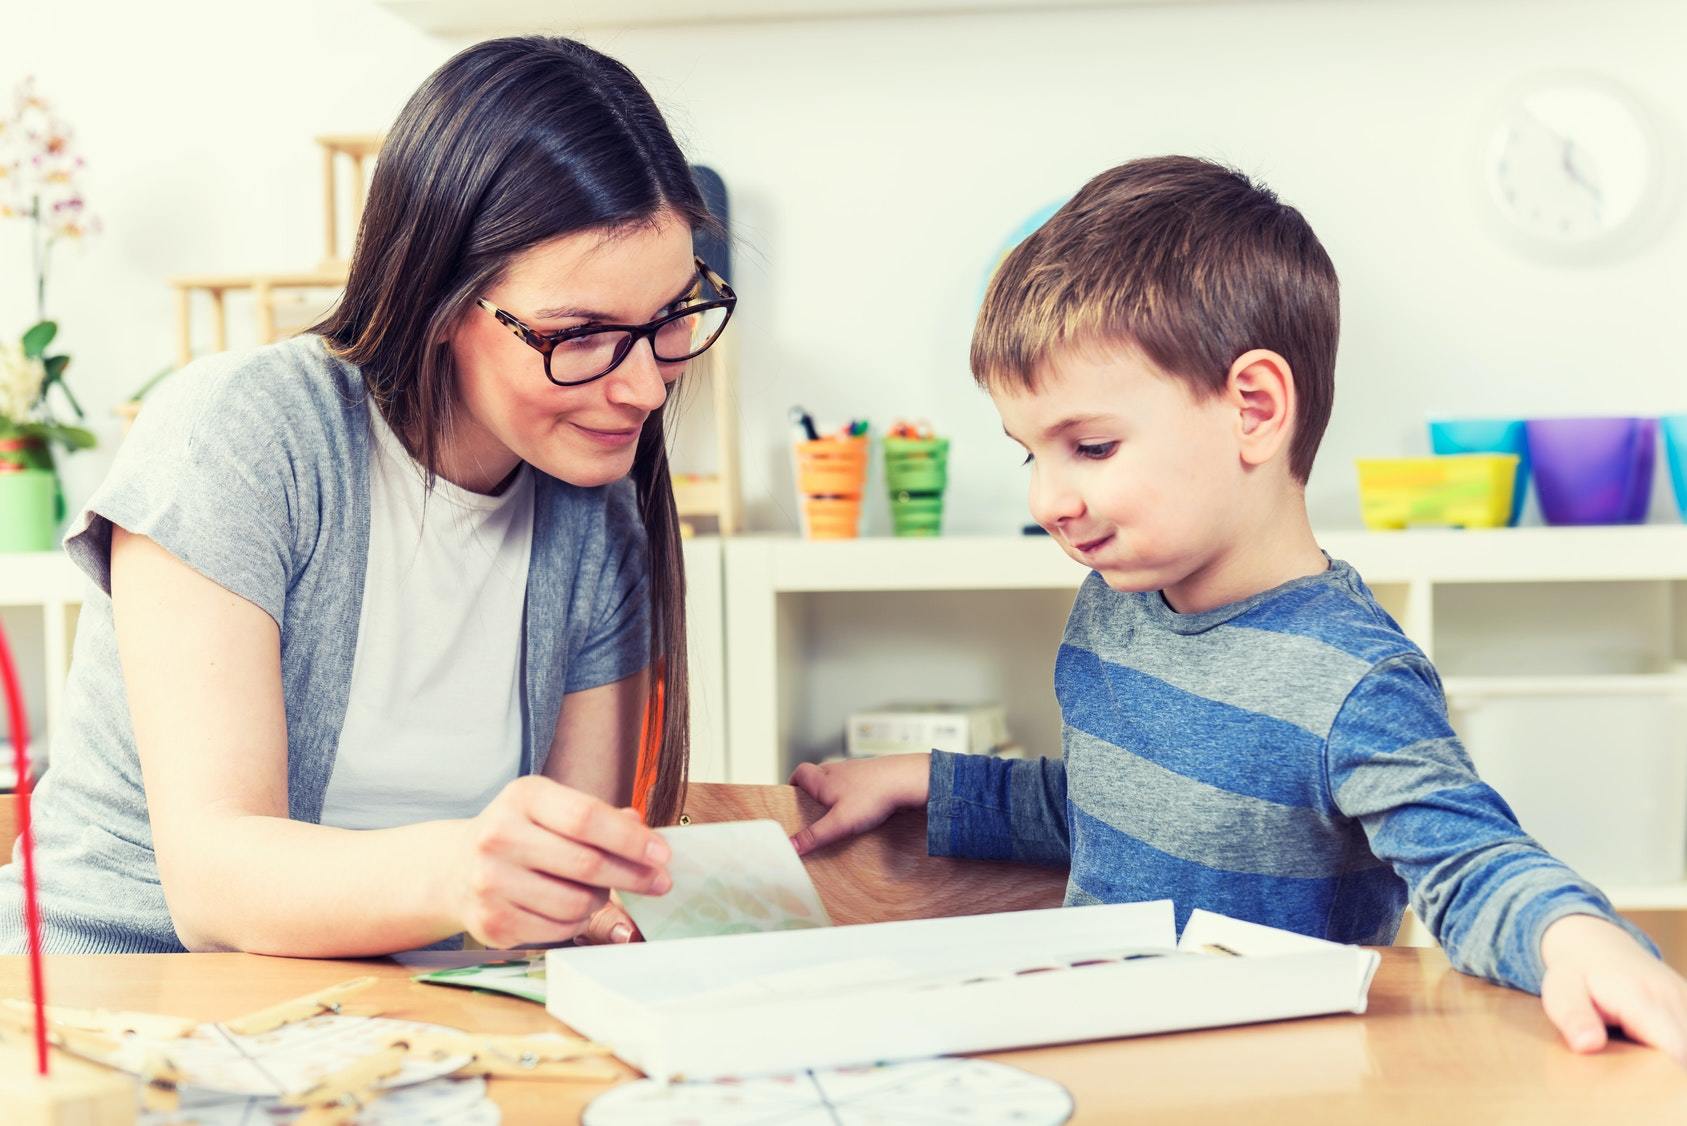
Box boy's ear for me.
[1226,349,1296,469]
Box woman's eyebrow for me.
[533,275,699,322]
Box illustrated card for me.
[620,819,833,942]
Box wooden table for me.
[3,948,1683,1124]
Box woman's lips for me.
[572,421,642,449]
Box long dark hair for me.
[315,36,703,826]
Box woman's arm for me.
[113,527,669,956]
[543,667,648,806]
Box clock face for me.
[1484,75,1670,259]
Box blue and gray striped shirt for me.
[928,559,1649,993]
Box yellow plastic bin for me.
[1355,454,1519,530]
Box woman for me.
[0,36,730,955]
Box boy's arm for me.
[1327,653,1654,994]
[927,750,1072,867]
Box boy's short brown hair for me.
[973,156,1339,483]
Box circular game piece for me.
[584,1057,1073,1126]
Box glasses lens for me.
[548,331,633,383]
[652,305,729,362]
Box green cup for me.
[890,492,944,536]
[883,437,950,494]
[0,469,60,552]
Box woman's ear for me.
[1227,348,1296,470]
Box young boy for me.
[791,156,1687,1063]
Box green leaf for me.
[21,320,57,359]
[19,420,97,452]
[43,354,69,382]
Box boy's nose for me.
[1028,471,1085,529]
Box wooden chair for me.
[679,782,1067,925]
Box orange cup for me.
[795,437,868,539]
[795,436,869,497]
[803,496,863,539]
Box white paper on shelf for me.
[546,901,1380,1081]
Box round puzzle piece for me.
[143,1075,496,1125]
[108,1014,472,1098]
[583,1057,1073,1126]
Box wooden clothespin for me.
[279,1043,407,1111]
[136,1049,181,1113]
[396,1029,620,1082]
[3,999,198,1040]
[222,977,378,1036]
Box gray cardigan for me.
[0,336,650,953]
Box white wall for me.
[6,0,1685,532]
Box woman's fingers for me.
[514,776,670,869]
[465,866,606,948]
[575,899,643,946]
[499,816,670,895]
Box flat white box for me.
[545,901,1380,1081]
[846,701,1009,758]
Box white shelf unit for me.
[0,552,88,787]
[722,527,1687,915]
[0,538,730,790]
[376,0,1202,35]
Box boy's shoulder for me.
[1064,558,1434,711]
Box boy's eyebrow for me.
[532,274,698,322]
[1003,414,1121,445]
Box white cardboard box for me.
[545,901,1381,1081]
[846,702,1009,758]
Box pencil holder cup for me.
[795,436,869,540]
[884,437,949,537]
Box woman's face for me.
[446,211,698,492]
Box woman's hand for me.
[455,776,670,948]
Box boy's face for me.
[994,342,1245,596]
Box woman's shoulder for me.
[138,335,367,460]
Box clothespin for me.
[3,1000,197,1040]
[222,977,378,1036]
[137,1049,182,1113]
[278,1043,407,1111]
[396,1029,620,1082]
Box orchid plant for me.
[0,76,96,472]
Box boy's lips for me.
[1071,532,1115,556]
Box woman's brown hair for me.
[315,36,706,825]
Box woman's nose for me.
[604,339,672,412]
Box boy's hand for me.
[1539,913,1687,1065]
[788,754,932,856]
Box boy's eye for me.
[1076,441,1118,460]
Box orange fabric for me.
[631,661,665,818]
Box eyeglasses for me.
[477,257,736,387]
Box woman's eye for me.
[1020,451,1034,467]
[1075,441,1118,460]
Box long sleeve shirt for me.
[927,559,1653,993]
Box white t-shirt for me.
[319,405,535,831]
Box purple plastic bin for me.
[1525,417,1657,525]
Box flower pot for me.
[0,467,60,551]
